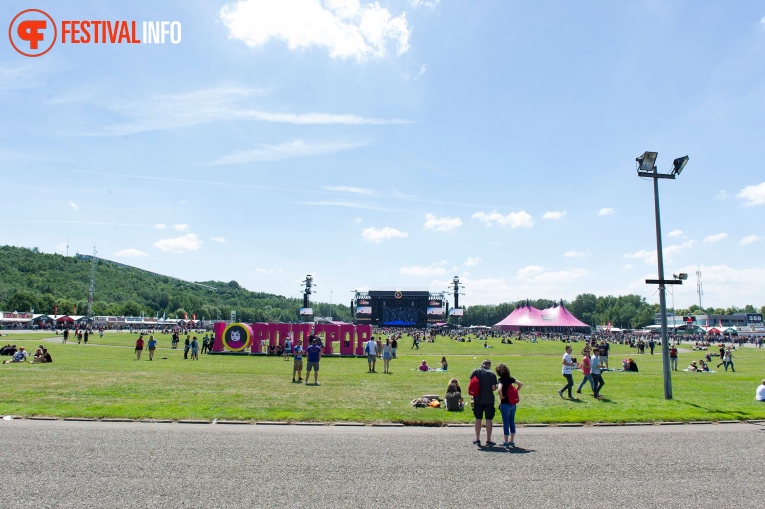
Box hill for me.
[0,245,350,322]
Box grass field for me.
[1,331,764,424]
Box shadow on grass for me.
[675,400,751,419]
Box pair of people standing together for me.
[470,359,523,448]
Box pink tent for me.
[494,302,590,332]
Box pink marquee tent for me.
[494,302,591,332]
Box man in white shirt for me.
[558,345,578,399]
[366,337,378,373]
[756,380,765,402]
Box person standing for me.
[191,336,199,360]
[147,335,157,361]
[63,329,69,344]
[184,335,190,360]
[599,341,609,369]
[365,336,378,373]
[292,341,304,383]
[669,345,678,371]
[558,345,578,399]
[390,336,398,359]
[496,363,523,448]
[284,334,292,361]
[135,335,144,361]
[382,338,392,374]
[469,359,498,447]
[648,338,655,355]
[576,346,593,395]
[84,330,89,344]
[591,347,605,400]
[305,338,322,385]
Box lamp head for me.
[672,155,689,175]
[636,151,658,172]
[673,273,688,281]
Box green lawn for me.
[1,332,763,424]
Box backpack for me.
[364,342,370,354]
[468,375,480,397]
[506,383,520,405]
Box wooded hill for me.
[0,245,350,323]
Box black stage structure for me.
[354,290,445,328]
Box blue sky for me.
[2,0,765,310]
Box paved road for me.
[2,419,764,508]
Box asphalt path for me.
[2,419,764,508]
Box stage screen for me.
[356,306,372,315]
[299,308,313,316]
[449,308,464,316]
[382,305,418,326]
[427,307,443,316]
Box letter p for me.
[18,20,46,50]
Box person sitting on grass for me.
[699,359,710,371]
[687,361,700,372]
[445,378,464,411]
[33,348,52,363]
[418,360,430,371]
[756,380,765,402]
[3,347,26,364]
[440,356,448,371]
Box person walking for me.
[147,335,157,361]
[576,346,594,395]
[496,363,523,448]
[190,336,199,360]
[365,336,378,373]
[305,338,322,385]
[469,359,498,447]
[723,347,736,372]
[135,335,144,361]
[558,345,578,399]
[382,338,393,374]
[591,347,605,400]
[183,335,190,360]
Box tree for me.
[120,300,143,317]
[5,290,38,313]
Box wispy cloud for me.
[563,250,591,258]
[423,213,462,232]
[154,224,167,230]
[362,227,408,243]
[409,0,441,9]
[237,110,412,125]
[668,229,685,238]
[517,265,545,278]
[703,232,728,244]
[324,185,374,195]
[154,233,203,253]
[220,0,411,60]
[114,248,148,258]
[542,211,566,220]
[209,139,366,165]
[625,240,696,264]
[464,257,481,267]
[210,236,226,243]
[737,182,765,206]
[300,201,392,211]
[402,64,428,81]
[740,235,760,246]
[69,201,79,211]
[472,211,534,228]
[400,261,449,276]
[716,190,730,200]
[173,224,189,231]
[598,207,615,216]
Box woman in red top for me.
[135,336,144,360]
[577,346,593,394]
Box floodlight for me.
[636,151,658,172]
[672,155,689,175]
[672,273,688,281]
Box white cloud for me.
[210,139,365,165]
[238,110,411,125]
[625,240,696,264]
[220,0,411,61]
[530,268,589,285]
[703,233,728,244]
[401,63,428,81]
[737,182,765,206]
[69,201,79,211]
[400,261,448,276]
[254,267,283,274]
[354,217,362,224]
[409,0,441,8]
[542,210,566,220]
[472,210,534,228]
[668,229,685,238]
[113,248,148,258]
[154,224,167,229]
[464,257,481,267]
[517,265,545,278]
[563,250,591,258]
[739,235,760,246]
[324,185,373,195]
[153,233,203,253]
[598,207,615,216]
[716,190,730,200]
[210,236,226,243]
[361,226,408,243]
[173,224,189,231]
[423,213,462,232]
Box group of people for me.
[2,344,52,364]
[364,336,398,373]
[559,344,607,400]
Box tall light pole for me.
[637,151,689,400]
[330,291,333,320]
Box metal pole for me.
[652,172,673,400]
